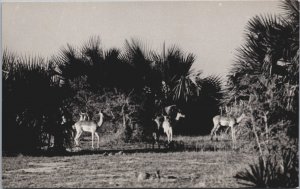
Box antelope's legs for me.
[210,125,216,140]
[91,132,95,149]
[95,132,100,148]
[225,127,231,134]
[214,125,220,140]
[167,133,169,143]
[167,130,172,143]
[75,130,83,146]
[152,132,161,149]
[152,133,157,149]
[166,132,169,143]
[210,124,220,140]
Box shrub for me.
[235,148,298,188]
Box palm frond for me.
[81,36,104,65]
[52,44,87,80]
[121,38,152,65]
[280,0,299,22]
[172,69,201,101]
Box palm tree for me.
[227,0,299,105]
[151,45,201,103]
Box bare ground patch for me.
[3,149,253,188]
[13,162,70,173]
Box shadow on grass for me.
[3,139,235,157]
[3,147,171,157]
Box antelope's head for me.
[79,112,87,121]
[163,115,170,121]
[98,110,104,118]
[175,112,185,121]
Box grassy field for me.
[2,136,255,188]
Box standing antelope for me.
[151,115,164,149]
[73,111,104,149]
[162,112,185,143]
[210,113,246,147]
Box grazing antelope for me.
[73,111,104,149]
[162,112,185,143]
[210,113,246,146]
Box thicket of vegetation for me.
[224,0,298,187]
[2,37,223,153]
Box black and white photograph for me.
[2,0,299,188]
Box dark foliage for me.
[2,50,73,153]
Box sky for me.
[2,1,282,79]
